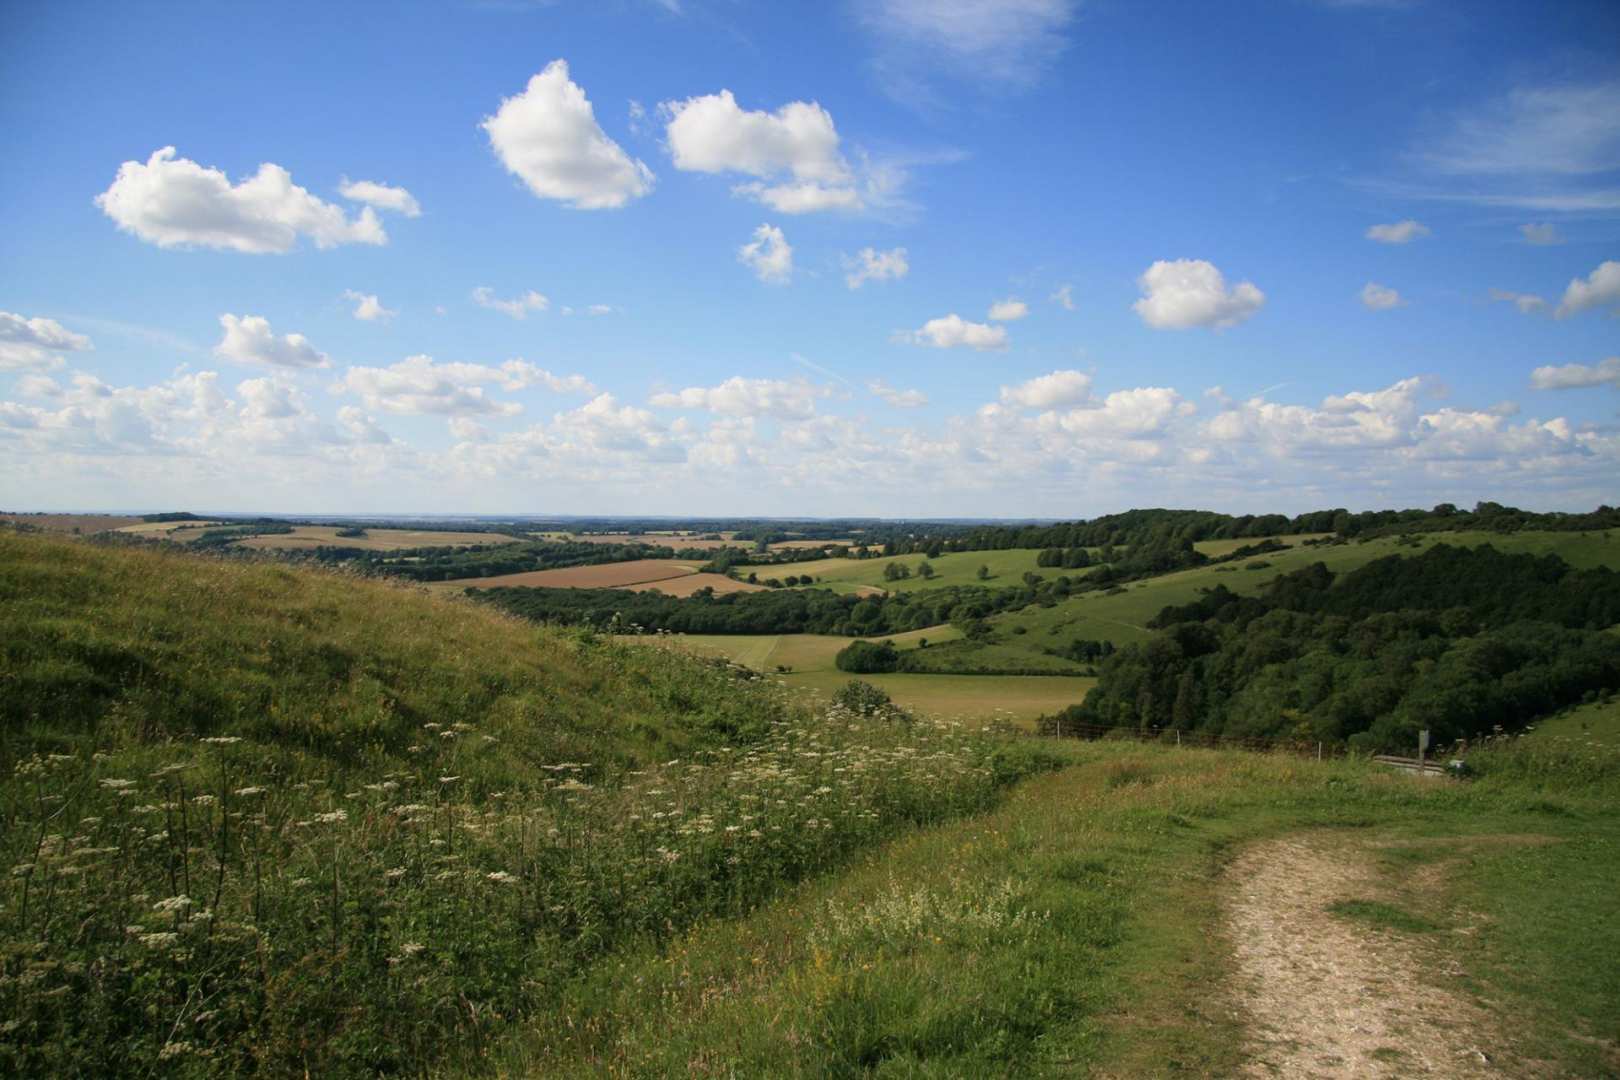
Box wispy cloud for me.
[854,0,1077,106]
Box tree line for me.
[1058,544,1620,752]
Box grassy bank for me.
[0,532,1061,1075]
[507,739,1620,1076]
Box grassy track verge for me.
[507,740,1620,1076]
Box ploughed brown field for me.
[4,513,141,533]
[442,559,703,590]
[625,572,767,596]
[234,527,522,551]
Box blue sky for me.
[1,0,1617,517]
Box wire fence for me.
[1031,716,1353,760]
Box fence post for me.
[1176,730,1181,748]
[1317,742,1322,762]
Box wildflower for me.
[191,794,216,806]
[438,775,460,784]
[233,786,266,797]
[200,736,242,746]
[139,932,181,950]
[486,870,519,885]
[385,868,407,880]
[99,779,136,790]
[153,895,193,914]
[289,877,312,888]
[313,810,348,825]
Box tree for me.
[917,562,936,579]
[976,564,990,581]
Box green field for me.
[987,529,1620,652]
[766,547,1058,594]
[628,625,1091,723]
[1532,694,1620,749]
[780,670,1095,724]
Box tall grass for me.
[0,525,1061,1074]
[0,706,1057,1075]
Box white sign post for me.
[1418,729,1431,773]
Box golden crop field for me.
[444,559,703,590]
[626,572,766,596]
[234,526,522,551]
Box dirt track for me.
[1224,835,1510,1078]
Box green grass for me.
[503,740,1620,1077]
[771,547,1058,594]
[0,530,1066,1076]
[1530,694,1620,749]
[779,670,1096,725]
[627,625,1088,723]
[8,527,1619,1076]
[0,531,779,775]
[1325,898,1442,934]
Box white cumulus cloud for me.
[650,376,827,419]
[663,89,862,213]
[1555,260,1620,319]
[1360,282,1405,310]
[0,313,92,371]
[96,147,386,253]
[1529,357,1620,390]
[1133,259,1264,330]
[1489,288,1548,314]
[844,247,909,289]
[738,224,793,284]
[338,178,421,217]
[903,313,1009,350]
[868,379,928,408]
[335,355,594,418]
[1365,220,1430,244]
[988,298,1029,321]
[1000,369,1092,408]
[1519,222,1563,245]
[214,314,329,369]
[481,59,654,210]
[472,287,549,319]
[343,291,397,322]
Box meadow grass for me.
[507,739,1620,1077]
[0,531,1064,1075]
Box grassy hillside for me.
[980,529,1620,653]
[507,739,1620,1076]
[0,530,1062,1075]
[0,531,780,777]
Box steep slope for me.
[0,530,789,782]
